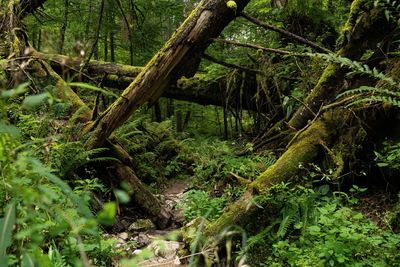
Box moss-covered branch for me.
[85,0,252,149]
[288,0,397,130]
[205,108,351,237]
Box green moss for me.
[254,110,347,192]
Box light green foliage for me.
[0,84,120,266]
[0,126,117,266]
[178,190,227,222]
[313,53,397,86]
[226,0,237,11]
[189,139,276,186]
[312,53,400,109]
[245,183,400,266]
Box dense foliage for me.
[1,0,400,266]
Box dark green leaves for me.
[0,202,16,267]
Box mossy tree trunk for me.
[85,0,252,149]
[288,1,397,130]
[0,0,172,228]
[203,0,398,246]
[34,52,264,111]
[204,108,351,238]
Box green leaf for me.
[0,121,20,138]
[114,189,131,204]
[22,253,35,267]
[0,202,16,256]
[1,82,30,98]
[97,202,117,225]
[68,82,118,98]
[22,93,49,110]
[26,157,92,218]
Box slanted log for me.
[35,52,264,111]
[205,108,352,237]
[288,1,397,130]
[85,0,252,149]
[0,0,173,229]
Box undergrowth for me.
[244,182,400,267]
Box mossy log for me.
[85,0,252,149]
[35,52,264,111]
[205,108,351,237]
[114,164,171,228]
[288,0,397,130]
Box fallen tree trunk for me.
[205,108,351,237]
[85,0,252,149]
[34,52,264,110]
[25,55,172,227]
[200,0,399,254]
[0,1,172,228]
[288,1,397,130]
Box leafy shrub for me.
[245,183,400,267]
[178,190,227,222]
[0,121,117,266]
[189,138,276,185]
[375,140,400,170]
[267,204,400,266]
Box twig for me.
[240,12,332,54]
[212,38,305,57]
[203,54,265,75]
[291,95,317,117]
[229,172,251,185]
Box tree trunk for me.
[288,2,397,130]
[85,0,252,149]
[203,0,398,245]
[110,32,115,62]
[114,164,170,228]
[0,1,172,229]
[59,0,69,54]
[33,52,277,112]
[204,108,353,238]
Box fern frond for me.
[277,204,300,238]
[309,53,398,87]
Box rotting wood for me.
[85,0,252,149]
[288,1,397,130]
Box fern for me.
[337,86,400,108]
[307,53,400,109]
[374,0,400,23]
[309,53,397,86]
[277,204,300,238]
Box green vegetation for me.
[244,183,400,266]
[1,0,400,266]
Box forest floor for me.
[111,179,191,266]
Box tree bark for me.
[204,108,353,237]
[288,1,397,130]
[59,0,69,55]
[0,3,171,228]
[85,0,252,149]
[203,0,398,244]
[36,52,266,111]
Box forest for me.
[1,0,400,266]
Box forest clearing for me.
[1,0,400,266]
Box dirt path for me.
[114,179,191,266]
[137,179,190,266]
